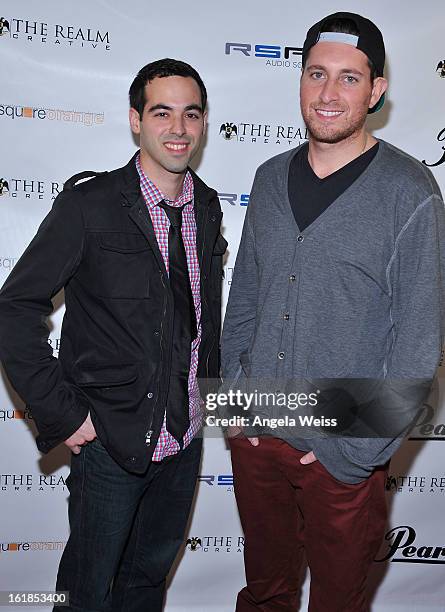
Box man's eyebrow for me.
[147,103,173,112]
[339,68,365,77]
[147,103,203,113]
[305,64,365,77]
[184,104,203,113]
[305,64,326,72]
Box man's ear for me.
[202,111,208,136]
[129,107,141,135]
[369,77,388,110]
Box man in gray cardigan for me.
[221,12,445,611]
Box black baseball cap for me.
[302,12,386,113]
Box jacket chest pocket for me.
[89,232,152,299]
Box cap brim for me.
[368,92,385,114]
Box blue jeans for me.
[54,436,202,612]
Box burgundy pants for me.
[229,436,388,612]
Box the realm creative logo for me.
[0,541,65,553]
[385,474,445,494]
[220,122,238,140]
[0,17,9,36]
[185,535,244,554]
[0,15,110,50]
[436,60,445,79]
[423,127,445,168]
[48,337,61,355]
[225,267,234,286]
[225,42,302,69]
[0,176,64,201]
[0,178,9,196]
[0,473,67,493]
[219,121,308,146]
[376,526,445,564]
[186,537,202,551]
[0,104,104,126]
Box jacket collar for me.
[122,151,221,289]
[120,151,217,209]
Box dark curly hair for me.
[129,58,207,118]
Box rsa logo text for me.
[218,193,249,207]
[225,42,302,59]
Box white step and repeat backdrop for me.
[1,1,445,610]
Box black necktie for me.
[159,201,197,444]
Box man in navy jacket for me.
[0,58,226,611]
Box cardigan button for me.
[278,351,285,360]
[297,234,304,242]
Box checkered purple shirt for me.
[136,154,203,461]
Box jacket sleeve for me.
[220,175,259,381]
[0,189,91,452]
[311,193,445,483]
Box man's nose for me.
[319,78,340,104]
[171,114,186,136]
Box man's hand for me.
[227,425,259,447]
[300,450,317,464]
[64,412,97,454]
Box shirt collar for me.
[135,153,194,210]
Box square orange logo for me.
[14,410,25,419]
[23,107,33,118]
[9,543,18,551]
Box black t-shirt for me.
[287,142,379,231]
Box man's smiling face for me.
[129,75,206,178]
[300,41,385,144]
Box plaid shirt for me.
[136,155,203,461]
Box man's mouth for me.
[164,142,189,152]
[314,109,344,118]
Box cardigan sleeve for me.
[311,193,445,483]
[221,173,260,382]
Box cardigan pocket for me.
[305,344,352,378]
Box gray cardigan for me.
[221,140,445,483]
